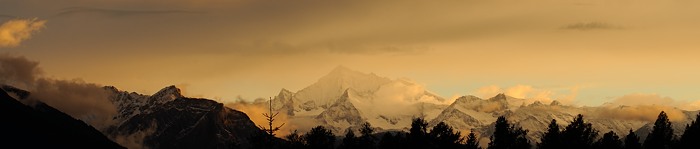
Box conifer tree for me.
[284,130,306,149]
[358,122,376,149]
[378,133,394,149]
[679,113,700,149]
[378,132,405,149]
[430,122,463,149]
[561,114,598,149]
[596,131,622,149]
[305,126,335,149]
[465,131,482,149]
[341,128,359,149]
[643,111,674,149]
[408,118,430,149]
[537,119,562,149]
[623,129,641,149]
[488,116,530,149]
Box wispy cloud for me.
[0,18,46,48]
[562,22,623,31]
[54,7,203,18]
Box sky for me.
[2,0,700,108]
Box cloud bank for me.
[591,93,700,122]
[0,53,117,129]
[0,18,46,48]
[473,84,579,105]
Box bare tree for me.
[257,97,285,148]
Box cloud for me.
[54,7,203,18]
[592,93,700,122]
[562,22,622,31]
[473,84,578,105]
[604,93,700,111]
[596,105,687,122]
[0,54,117,129]
[0,18,46,48]
[679,100,700,111]
[372,79,432,115]
[609,93,674,106]
[0,54,42,89]
[30,78,117,129]
[0,15,16,19]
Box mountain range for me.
[1,84,264,149]
[1,66,698,148]
[262,66,699,146]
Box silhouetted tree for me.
[596,131,622,149]
[429,122,463,149]
[408,118,430,149]
[538,119,562,149]
[283,130,306,149]
[340,128,359,149]
[623,129,641,149]
[305,126,335,149]
[561,114,598,149]
[488,116,530,149]
[679,113,700,149]
[358,122,376,149]
[465,131,481,149]
[644,111,674,149]
[256,97,285,149]
[228,139,240,149]
[249,133,273,149]
[378,132,405,149]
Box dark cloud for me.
[0,53,117,129]
[0,14,16,19]
[53,7,204,18]
[0,54,42,89]
[562,22,623,31]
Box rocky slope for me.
[106,85,264,149]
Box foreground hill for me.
[0,85,124,149]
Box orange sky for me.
[2,0,700,108]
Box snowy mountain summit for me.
[267,66,447,133]
[262,66,698,146]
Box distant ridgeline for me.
[1,66,700,149]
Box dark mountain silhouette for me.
[0,85,124,148]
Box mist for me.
[0,53,117,129]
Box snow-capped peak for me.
[488,93,508,102]
[293,66,392,108]
[148,85,182,105]
[454,95,482,103]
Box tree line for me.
[246,111,700,149]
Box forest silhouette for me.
[242,111,700,149]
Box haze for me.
[2,0,700,109]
